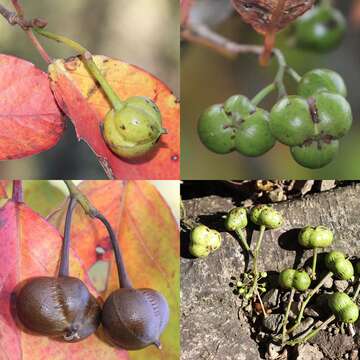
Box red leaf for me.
[0,199,128,359]
[48,56,180,180]
[0,55,64,160]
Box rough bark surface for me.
[181,184,360,360]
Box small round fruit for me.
[225,207,247,231]
[298,226,333,249]
[258,208,283,229]
[235,109,276,157]
[103,96,165,159]
[315,92,352,138]
[298,69,347,98]
[198,104,236,154]
[223,95,255,119]
[290,140,339,169]
[189,225,222,258]
[295,6,346,52]
[325,251,354,280]
[328,292,359,323]
[269,96,315,146]
[279,269,311,291]
[250,205,270,226]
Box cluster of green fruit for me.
[198,68,352,168]
[295,3,346,52]
[186,205,360,345]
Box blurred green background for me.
[0,0,179,179]
[181,1,360,179]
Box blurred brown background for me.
[181,1,360,179]
[0,0,179,179]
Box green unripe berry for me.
[223,95,255,118]
[270,96,315,146]
[291,140,339,169]
[295,6,346,52]
[197,104,236,154]
[225,207,248,231]
[260,272,268,278]
[234,109,276,157]
[279,269,311,292]
[103,96,165,159]
[325,251,354,280]
[315,92,352,139]
[298,69,347,98]
[239,288,246,295]
[258,208,283,229]
[298,225,333,249]
[189,225,222,258]
[328,292,359,323]
[250,205,270,226]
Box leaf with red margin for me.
[0,55,64,160]
[0,198,128,360]
[49,181,180,360]
[48,56,180,180]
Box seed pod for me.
[103,96,166,159]
[328,292,359,323]
[225,207,247,231]
[298,225,333,248]
[189,224,222,258]
[16,276,100,341]
[325,251,354,280]
[279,269,311,292]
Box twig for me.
[12,180,23,203]
[0,1,52,63]
[63,180,132,289]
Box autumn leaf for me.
[0,196,128,360]
[48,56,180,180]
[231,0,314,64]
[49,180,180,360]
[0,55,64,160]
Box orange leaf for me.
[231,0,314,64]
[49,180,180,360]
[48,56,180,180]
[0,55,64,160]
[0,198,128,360]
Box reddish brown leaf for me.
[48,56,180,180]
[49,181,180,360]
[231,0,314,33]
[0,55,64,160]
[232,0,314,64]
[0,198,128,359]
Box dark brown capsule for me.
[101,288,169,350]
[16,276,101,342]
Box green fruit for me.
[328,292,359,323]
[291,140,339,169]
[298,226,333,249]
[223,95,255,119]
[103,96,165,159]
[325,251,354,280]
[225,207,248,231]
[298,69,347,98]
[189,225,222,258]
[198,104,236,154]
[295,5,346,52]
[315,92,352,138]
[250,205,270,226]
[269,96,315,146]
[258,208,283,229]
[235,109,276,157]
[279,269,311,291]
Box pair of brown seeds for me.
[15,198,169,350]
